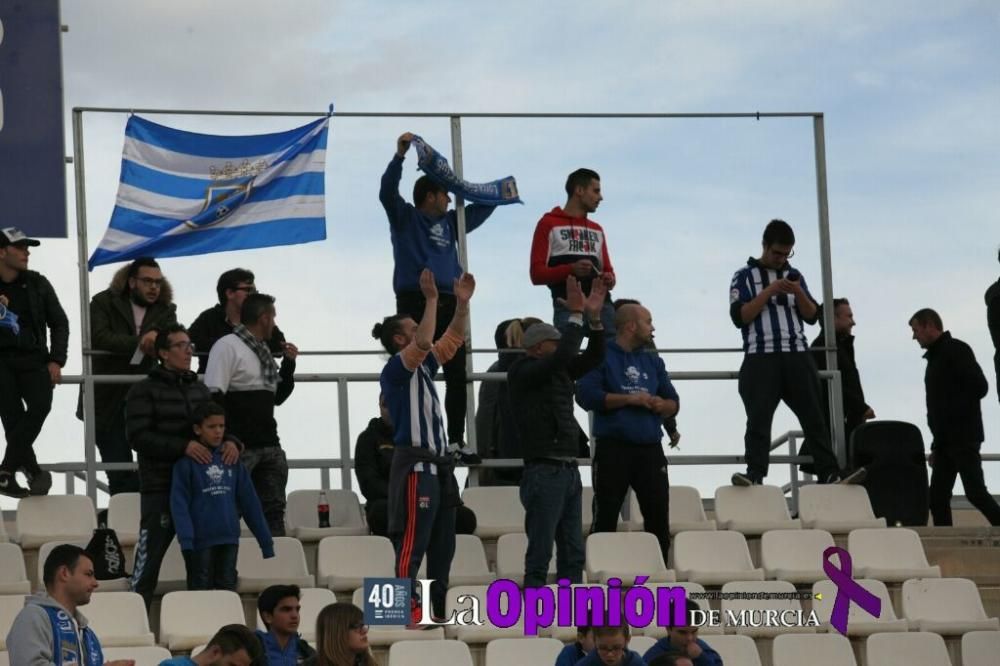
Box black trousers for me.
[929,443,1000,526]
[591,438,671,565]
[95,403,141,495]
[0,352,52,475]
[396,291,466,444]
[738,352,840,481]
[130,492,175,609]
[367,497,476,538]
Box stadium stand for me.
[719,580,816,638]
[714,485,802,535]
[701,634,763,666]
[494,532,554,583]
[772,633,857,666]
[106,492,141,547]
[417,534,492,586]
[0,594,23,651]
[540,583,608,641]
[387,638,474,666]
[637,581,724,637]
[153,538,188,595]
[811,578,909,635]
[628,635,656,654]
[865,630,953,666]
[961,630,1000,666]
[625,485,718,533]
[316,535,395,592]
[483,637,564,665]
[672,530,764,585]
[15,495,97,549]
[158,590,245,650]
[284,489,368,540]
[760,529,836,583]
[460,487,524,539]
[83,591,156,647]
[584,531,676,584]
[0,543,30,594]
[349,588,445,645]
[445,584,525,641]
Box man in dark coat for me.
[910,308,1000,526]
[83,257,177,496]
[986,250,1000,404]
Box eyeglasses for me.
[136,277,164,287]
[168,341,196,351]
[348,622,368,631]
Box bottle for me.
[317,491,330,528]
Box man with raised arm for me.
[729,219,865,487]
[508,275,607,588]
[372,268,475,625]
[380,133,497,463]
[530,168,616,335]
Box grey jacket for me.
[5,592,97,666]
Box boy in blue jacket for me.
[171,402,273,590]
[642,601,723,665]
[555,625,595,666]
[576,624,644,666]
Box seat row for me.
[0,482,886,549]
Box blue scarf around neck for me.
[44,605,104,666]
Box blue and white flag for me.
[88,116,329,270]
[411,135,521,206]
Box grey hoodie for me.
[5,592,97,666]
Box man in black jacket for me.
[811,298,875,468]
[126,324,241,607]
[0,227,68,498]
[986,250,1000,404]
[84,257,177,496]
[355,394,476,537]
[508,275,607,588]
[188,268,290,374]
[910,308,1000,526]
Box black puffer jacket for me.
[507,324,604,460]
[125,365,215,494]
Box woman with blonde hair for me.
[304,603,377,666]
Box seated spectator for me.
[642,600,721,665]
[5,544,132,665]
[159,624,261,665]
[475,317,541,486]
[555,624,595,666]
[576,623,644,665]
[304,603,377,666]
[171,402,274,590]
[256,584,316,665]
[355,393,477,537]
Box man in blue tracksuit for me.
[380,132,498,461]
[642,600,723,665]
[577,302,679,564]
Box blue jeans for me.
[553,299,616,337]
[183,543,239,591]
[519,462,584,588]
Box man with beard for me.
[577,302,678,564]
[85,257,176,496]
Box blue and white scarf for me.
[44,606,104,666]
[411,135,522,206]
[0,303,19,335]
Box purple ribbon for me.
[822,546,881,635]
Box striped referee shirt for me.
[729,257,818,353]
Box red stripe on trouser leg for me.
[398,472,418,577]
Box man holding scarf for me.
[205,292,297,536]
[380,132,504,464]
[6,544,133,665]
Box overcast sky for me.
[6,0,999,511]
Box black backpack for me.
[85,528,129,580]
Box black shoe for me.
[731,472,761,487]
[0,471,30,499]
[25,469,52,496]
[449,442,482,466]
[835,467,868,485]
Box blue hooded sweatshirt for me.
[642,636,723,665]
[576,341,679,443]
[170,446,274,556]
[379,153,495,294]
[575,647,645,665]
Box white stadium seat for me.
[797,484,886,532]
[158,590,245,650]
[672,531,764,585]
[388,639,473,666]
[285,489,367,540]
[811,578,908,636]
[714,485,801,535]
[626,485,717,533]
[445,585,524,642]
[701,634,762,666]
[720,580,816,638]
[236,536,314,592]
[417,534,492,586]
[0,542,30,594]
[772,633,857,666]
[153,538,187,595]
[0,594,26,651]
[349,587,444,645]
[760,529,836,583]
[585,532,675,584]
[494,532,554,583]
[960,630,1000,666]
[847,528,941,582]
[461,487,524,538]
[316,535,395,592]
[484,637,565,665]
[106,492,141,546]
[901,577,1000,634]
[628,635,656,655]
[16,495,97,549]
[83,591,155,647]
[638,582,723,637]
[865,631,953,666]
